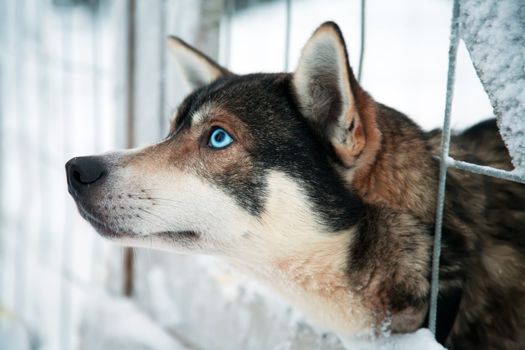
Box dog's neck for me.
[220,171,381,337]
[349,103,439,223]
[225,204,431,338]
[226,225,381,338]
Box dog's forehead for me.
[171,73,294,133]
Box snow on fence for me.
[1,0,524,349]
[459,0,525,173]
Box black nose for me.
[66,156,107,195]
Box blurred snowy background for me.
[0,0,499,349]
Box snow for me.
[458,0,525,172]
[340,329,445,350]
[129,252,446,350]
[131,253,348,350]
[79,290,188,350]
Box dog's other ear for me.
[293,22,380,168]
[167,36,230,91]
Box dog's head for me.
[66,22,377,254]
[66,22,422,336]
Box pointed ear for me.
[292,22,380,168]
[167,36,230,91]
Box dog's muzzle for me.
[65,156,107,198]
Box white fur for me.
[225,172,377,338]
[94,149,254,255]
[188,103,213,125]
[93,160,377,337]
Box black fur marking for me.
[460,118,498,139]
[349,207,380,270]
[209,165,267,216]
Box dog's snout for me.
[66,156,107,195]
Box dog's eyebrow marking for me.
[190,103,212,125]
[171,100,213,138]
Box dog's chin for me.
[75,201,200,242]
[76,204,128,239]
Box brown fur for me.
[348,103,438,223]
[345,90,525,348]
[124,105,256,188]
[303,22,525,346]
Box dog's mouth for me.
[76,203,129,238]
[75,201,199,240]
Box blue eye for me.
[208,127,234,149]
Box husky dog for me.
[66,22,525,349]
